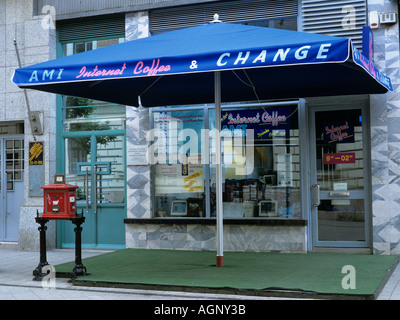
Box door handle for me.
[85,167,89,215]
[312,184,320,207]
[329,191,350,197]
[94,165,98,214]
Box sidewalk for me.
[0,248,398,300]
[0,248,271,300]
[376,261,400,300]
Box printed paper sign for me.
[127,145,148,165]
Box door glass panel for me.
[65,137,92,205]
[315,110,363,190]
[317,199,365,241]
[95,135,125,204]
[314,109,365,242]
[65,135,125,206]
[0,138,24,242]
[5,139,24,191]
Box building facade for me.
[2,0,400,254]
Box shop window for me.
[152,109,206,217]
[61,39,126,133]
[151,103,301,219]
[63,97,126,132]
[210,105,300,219]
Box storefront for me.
[121,0,379,253]
[11,0,399,255]
[124,95,372,252]
[51,0,305,250]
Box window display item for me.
[259,200,278,217]
[187,198,204,217]
[171,200,187,216]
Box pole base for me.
[71,264,87,279]
[32,262,49,281]
[216,255,224,267]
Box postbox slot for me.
[46,191,67,214]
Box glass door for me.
[61,132,126,248]
[311,106,370,248]
[0,138,24,242]
[58,37,126,249]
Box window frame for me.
[150,100,304,220]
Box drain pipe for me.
[13,38,42,141]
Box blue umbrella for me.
[12,19,392,267]
[13,20,391,106]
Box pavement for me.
[0,247,398,300]
[0,247,272,300]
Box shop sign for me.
[362,26,374,62]
[323,121,354,144]
[23,42,343,85]
[29,142,43,165]
[324,152,356,165]
[221,108,291,139]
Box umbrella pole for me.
[214,71,224,267]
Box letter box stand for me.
[33,210,87,281]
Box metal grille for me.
[149,0,298,33]
[302,0,367,50]
[57,14,125,42]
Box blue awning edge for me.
[351,44,393,92]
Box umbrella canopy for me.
[12,22,392,106]
[12,20,392,267]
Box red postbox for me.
[41,175,78,220]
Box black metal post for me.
[70,214,86,279]
[33,212,50,281]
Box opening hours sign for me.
[324,152,356,165]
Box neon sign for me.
[221,108,291,139]
[323,121,354,144]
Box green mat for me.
[55,249,399,299]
